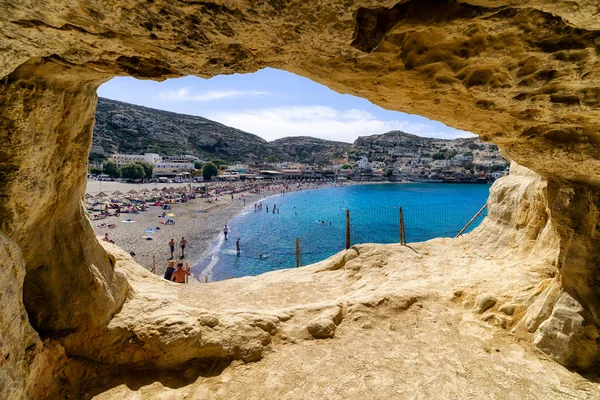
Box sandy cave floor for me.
[91,237,600,399]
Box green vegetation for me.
[463,151,473,157]
[489,145,498,152]
[341,164,353,169]
[89,152,106,163]
[89,167,102,176]
[194,161,204,170]
[266,155,279,163]
[432,149,458,160]
[202,162,219,182]
[121,163,146,180]
[469,143,484,151]
[135,161,153,181]
[102,161,121,179]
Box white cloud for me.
[207,105,474,142]
[158,88,270,102]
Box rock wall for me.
[1,0,600,396]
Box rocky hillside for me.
[93,98,496,165]
[350,131,493,161]
[93,98,350,163]
[270,136,348,164]
[93,98,271,161]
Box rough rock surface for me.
[2,0,600,398]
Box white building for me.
[357,156,372,170]
[109,153,162,166]
[432,160,451,168]
[154,162,194,177]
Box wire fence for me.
[294,202,487,267]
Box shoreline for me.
[90,180,376,279]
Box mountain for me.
[92,98,349,163]
[350,131,488,162]
[92,98,271,161]
[92,98,495,165]
[270,136,349,165]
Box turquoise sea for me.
[194,183,490,281]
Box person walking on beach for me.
[171,261,190,283]
[164,260,176,281]
[180,237,187,258]
[236,238,240,256]
[169,238,175,259]
[223,224,229,240]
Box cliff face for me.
[94,97,271,160]
[1,0,600,398]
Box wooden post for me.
[296,238,300,268]
[399,207,406,246]
[151,254,156,274]
[345,209,351,250]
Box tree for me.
[202,162,219,182]
[266,155,278,163]
[135,161,153,181]
[102,160,121,178]
[385,169,394,178]
[89,167,102,176]
[432,152,445,160]
[341,164,353,169]
[121,163,146,180]
[194,161,204,170]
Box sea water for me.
[194,183,490,281]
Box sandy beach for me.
[88,180,346,279]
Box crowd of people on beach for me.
[93,179,350,284]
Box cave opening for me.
[2,0,600,397]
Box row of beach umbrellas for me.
[88,187,189,199]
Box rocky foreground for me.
[4,165,596,399]
[3,0,600,398]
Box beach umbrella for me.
[112,190,123,196]
[161,186,169,191]
[128,189,138,194]
[95,191,108,198]
[85,193,94,199]
[141,188,150,193]
[168,187,176,192]
[152,188,161,192]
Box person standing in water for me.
[223,224,229,240]
[236,238,240,256]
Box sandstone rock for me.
[307,318,337,339]
[198,315,219,328]
[499,304,516,315]
[534,292,600,369]
[0,233,41,400]
[4,0,600,396]
[474,294,497,314]
[524,281,561,333]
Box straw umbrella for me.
[152,188,161,192]
[85,193,94,199]
[128,189,138,194]
[112,190,123,196]
[95,191,107,198]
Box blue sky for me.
[98,68,473,143]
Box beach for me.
[88,180,346,279]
